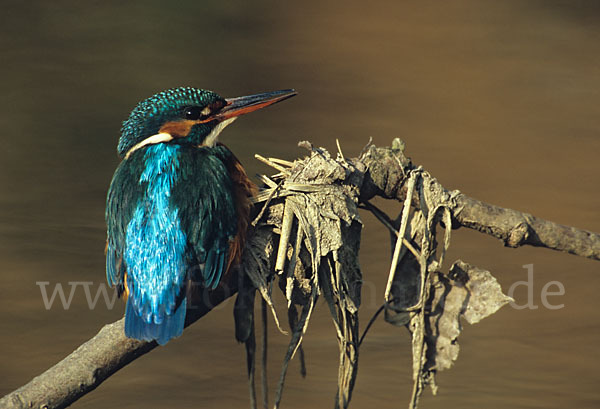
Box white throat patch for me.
[202,117,237,147]
[125,132,173,159]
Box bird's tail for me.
[124,298,187,345]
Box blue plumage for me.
[107,143,237,345]
[123,144,187,342]
[105,87,295,345]
[124,295,186,345]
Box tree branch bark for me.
[453,194,600,259]
[358,141,600,261]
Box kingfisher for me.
[105,87,296,345]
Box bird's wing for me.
[221,146,257,272]
[172,147,238,289]
[105,156,146,293]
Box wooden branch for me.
[453,194,600,259]
[2,140,599,409]
[358,141,600,261]
[0,277,239,409]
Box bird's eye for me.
[183,106,204,120]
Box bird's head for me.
[118,87,296,158]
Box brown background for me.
[1,1,599,408]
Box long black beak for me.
[217,89,297,120]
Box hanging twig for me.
[261,299,269,409]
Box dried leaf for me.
[419,260,513,384]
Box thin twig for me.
[268,157,294,168]
[360,201,421,259]
[252,181,284,227]
[336,138,347,164]
[358,136,374,159]
[384,169,421,302]
[261,299,269,409]
[255,154,289,173]
[358,304,385,347]
[247,328,257,409]
[257,174,279,189]
[275,203,295,273]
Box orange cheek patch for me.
[159,120,197,138]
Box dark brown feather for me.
[219,143,257,274]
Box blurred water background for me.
[1,1,599,408]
